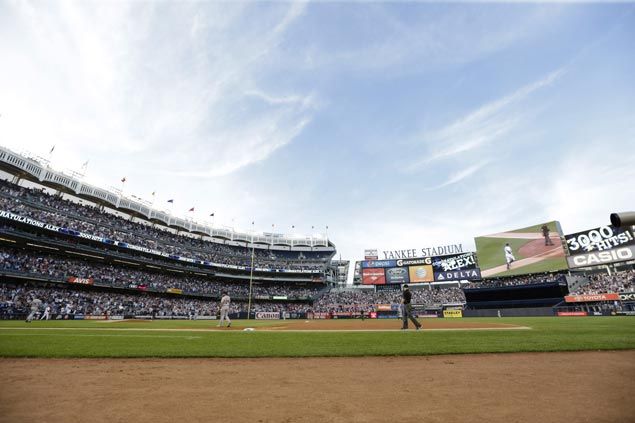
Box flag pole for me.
[247,221,255,320]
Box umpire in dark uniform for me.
[401,285,422,330]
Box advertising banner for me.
[475,220,568,278]
[443,309,463,318]
[361,260,397,269]
[385,266,410,284]
[408,265,434,283]
[255,312,280,320]
[619,292,635,301]
[67,277,94,285]
[396,257,432,267]
[166,288,183,294]
[376,304,394,311]
[565,293,620,303]
[565,225,635,255]
[434,269,482,282]
[566,244,635,268]
[362,268,386,285]
[364,249,379,260]
[557,311,588,316]
[431,252,478,272]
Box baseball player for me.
[218,291,231,328]
[541,224,554,246]
[25,297,42,323]
[40,305,51,320]
[401,285,421,330]
[504,243,515,270]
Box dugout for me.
[463,281,568,316]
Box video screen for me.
[474,221,568,278]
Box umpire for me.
[401,285,422,330]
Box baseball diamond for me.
[1,2,635,423]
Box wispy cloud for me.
[407,68,565,171]
[424,160,491,190]
[0,2,314,178]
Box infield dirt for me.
[1,350,633,423]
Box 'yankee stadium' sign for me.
[381,244,463,260]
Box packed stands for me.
[465,272,566,289]
[572,270,635,295]
[312,286,465,312]
[0,282,311,319]
[0,247,323,299]
[0,179,330,271]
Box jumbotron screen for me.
[360,252,480,285]
[474,220,568,278]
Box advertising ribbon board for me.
[443,309,463,318]
[565,293,620,303]
[67,277,94,285]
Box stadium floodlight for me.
[610,212,635,227]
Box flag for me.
[188,207,194,212]
[121,177,126,183]
[49,145,55,154]
[81,160,89,169]
[167,199,174,203]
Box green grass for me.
[475,237,528,270]
[0,317,633,358]
[475,235,568,277]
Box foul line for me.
[0,326,531,333]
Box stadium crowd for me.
[0,180,328,271]
[0,247,323,299]
[0,282,312,319]
[572,269,635,295]
[312,286,465,312]
[465,273,566,289]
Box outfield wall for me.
[464,307,555,317]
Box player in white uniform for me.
[26,298,42,323]
[40,305,51,320]
[218,292,231,328]
[504,243,515,270]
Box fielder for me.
[504,243,515,270]
[26,297,42,323]
[40,305,51,320]
[218,291,231,328]
[401,285,422,330]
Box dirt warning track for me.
[1,351,633,423]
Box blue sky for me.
[0,1,634,264]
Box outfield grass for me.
[0,317,633,358]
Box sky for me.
[0,1,634,270]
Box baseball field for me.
[1,317,634,422]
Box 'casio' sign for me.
[572,247,634,266]
[396,257,432,267]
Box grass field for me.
[474,237,568,277]
[0,317,633,358]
